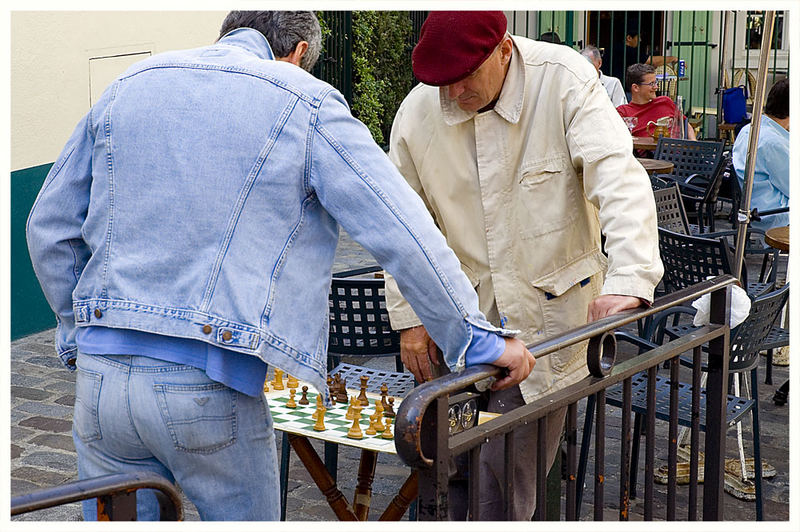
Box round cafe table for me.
[636,157,674,175]
[632,136,658,151]
[764,226,789,407]
[765,225,789,252]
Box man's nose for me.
[447,81,465,99]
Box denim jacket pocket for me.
[74,366,103,443]
[154,382,237,454]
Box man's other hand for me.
[587,294,644,322]
[400,325,439,382]
[490,337,536,391]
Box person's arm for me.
[564,72,664,308]
[26,112,96,369]
[647,55,679,67]
[308,88,532,384]
[760,131,790,198]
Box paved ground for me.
[9,229,792,522]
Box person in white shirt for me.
[581,45,627,107]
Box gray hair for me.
[580,45,601,62]
[219,11,322,71]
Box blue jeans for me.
[73,353,280,520]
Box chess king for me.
[27,10,534,521]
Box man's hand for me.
[400,326,439,382]
[587,294,644,322]
[490,337,536,391]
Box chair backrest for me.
[729,283,789,373]
[328,275,400,356]
[653,183,691,235]
[654,138,725,183]
[657,227,734,293]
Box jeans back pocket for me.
[154,382,237,454]
[74,367,103,443]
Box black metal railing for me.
[11,472,183,521]
[395,275,737,520]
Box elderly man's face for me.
[445,36,513,112]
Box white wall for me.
[11,11,226,171]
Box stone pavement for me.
[9,230,791,522]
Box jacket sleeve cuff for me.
[601,275,659,305]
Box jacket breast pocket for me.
[517,155,579,238]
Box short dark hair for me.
[764,78,789,119]
[218,11,322,72]
[538,31,562,44]
[626,63,655,92]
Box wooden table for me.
[633,136,658,151]
[765,226,789,407]
[269,379,416,521]
[765,225,789,251]
[636,157,674,175]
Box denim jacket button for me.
[94,309,102,319]
[222,330,233,342]
[202,324,212,334]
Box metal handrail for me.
[11,471,183,521]
[395,275,737,469]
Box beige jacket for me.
[385,36,663,402]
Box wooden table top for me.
[633,136,658,151]
[636,157,675,175]
[765,225,789,251]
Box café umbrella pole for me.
[732,10,775,281]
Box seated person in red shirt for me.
[617,63,696,140]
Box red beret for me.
[412,11,508,86]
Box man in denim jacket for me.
[26,11,534,520]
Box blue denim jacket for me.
[26,28,510,398]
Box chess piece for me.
[365,413,378,435]
[347,404,364,439]
[385,397,396,417]
[373,399,385,432]
[298,386,309,405]
[326,376,336,404]
[380,384,389,409]
[335,373,348,403]
[287,374,299,389]
[273,369,284,390]
[357,375,369,406]
[263,378,270,393]
[313,405,327,431]
[345,396,356,420]
[286,388,297,408]
[381,415,394,439]
[312,393,323,421]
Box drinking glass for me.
[623,116,638,134]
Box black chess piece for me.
[299,385,309,405]
[385,397,396,417]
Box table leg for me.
[353,449,378,520]
[287,434,358,521]
[379,470,419,521]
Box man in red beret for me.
[385,11,663,520]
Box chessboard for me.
[265,383,400,454]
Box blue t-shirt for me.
[75,323,506,396]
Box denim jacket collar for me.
[218,27,275,60]
[439,37,525,126]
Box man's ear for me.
[277,41,309,67]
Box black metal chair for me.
[579,283,789,521]
[278,266,412,520]
[652,184,780,285]
[652,138,725,188]
[328,267,404,373]
[657,227,772,303]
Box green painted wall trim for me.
[11,162,56,340]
